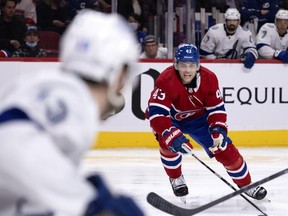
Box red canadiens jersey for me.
[147,65,227,135]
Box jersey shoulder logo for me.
[267,24,275,28]
[203,35,210,43]
[46,99,67,124]
[37,88,68,124]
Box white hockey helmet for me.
[224,8,241,20]
[275,9,288,20]
[60,9,138,86]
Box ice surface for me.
[82,148,288,216]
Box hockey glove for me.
[84,175,144,216]
[162,126,193,154]
[243,52,256,69]
[209,126,228,155]
[274,50,288,63]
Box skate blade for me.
[261,197,271,203]
[180,196,187,204]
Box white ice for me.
[82,148,288,216]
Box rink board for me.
[95,59,288,148]
[94,130,288,148]
[0,58,287,148]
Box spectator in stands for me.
[118,0,142,18]
[256,9,288,63]
[95,0,111,13]
[67,0,100,17]
[280,0,288,9]
[195,0,242,13]
[127,13,147,44]
[15,0,37,25]
[140,34,167,59]
[12,25,46,57]
[240,0,279,39]
[140,0,158,32]
[141,0,157,18]
[200,8,258,69]
[225,0,242,10]
[36,0,73,35]
[0,0,26,57]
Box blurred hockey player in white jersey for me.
[256,9,288,63]
[200,8,258,69]
[0,9,144,216]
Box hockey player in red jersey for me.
[146,43,267,202]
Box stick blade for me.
[147,168,288,216]
[147,192,191,216]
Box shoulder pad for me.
[211,25,219,30]
[266,23,275,28]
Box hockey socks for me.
[160,148,182,179]
[214,144,251,187]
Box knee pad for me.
[214,144,243,169]
[160,147,177,156]
[214,144,251,187]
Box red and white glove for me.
[209,126,228,154]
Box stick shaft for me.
[182,143,267,216]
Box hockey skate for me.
[244,185,267,200]
[169,174,188,203]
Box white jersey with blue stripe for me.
[0,69,98,215]
[200,23,258,59]
[256,23,288,59]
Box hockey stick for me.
[147,168,288,216]
[181,143,267,216]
